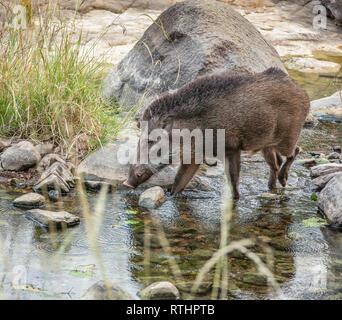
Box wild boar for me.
[123,68,310,199]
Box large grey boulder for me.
[102,0,285,111]
[0,141,40,171]
[81,281,133,300]
[318,174,342,227]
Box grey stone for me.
[35,143,54,158]
[140,281,180,300]
[1,141,40,171]
[139,186,166,209]
[48,190,60,202]
[81,281,133,300]
[25,209,80,229]
[0,137,11,152]
[103,0,285,112]
[310,163,342,179]
[34,162,75,193]
[13,193,45,209]
[318,174,342,226]
[312,172,342,191]
[328,152,341,160]
[333,146,341,154]
[39,153,66,170]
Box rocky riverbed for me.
[0,0,342,300]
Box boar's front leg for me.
[225,150,241,200]
[171,164,200,195]
[278,146,300,187]
[262,147,280,190]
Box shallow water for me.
[0,121,341,300]
[1,54,342,299]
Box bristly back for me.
[142,67,288,121]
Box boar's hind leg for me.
[278,146,300,187]
[225,150,241,200]
[171,164,200,195]
[262,147,280,190]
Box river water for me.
[0,58,341,300]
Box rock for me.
[25,209,80,229]
[34,162,74,193]
[318,174,342,227]
[296,158,318,168]
[39,154,66,170]
[312,172,342,191]
[0,137,11,152]
[260,193,288,201]
[78,128,211,192]
[322,0,342,26]
[310,163,342,179]
[310,91,342,121]
[139,186,166,209]
[35,143,54,158]
[13,193,45,209]
[284,57,341,74]
[81,281,133,300]
[0,141,40,171]
[333,146,341,154]
[328,152,341,160]
[103,0,285,111]
[304,114,319,128]
[140,281,180,300]
[48,190,60,202]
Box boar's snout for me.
[123,164,154,189]
[123,180,136,189]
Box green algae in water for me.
[302,217,328,227]
[70,270,95,277]
[310,194,318,201]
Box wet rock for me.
[318,174,342,227]
[81,281,133,300]
[328,152,341,160]
[304,114,319,129]
[34,162,75,194]
[284,57,341,74]
[240,272,267,286]
[9,178,27,189]
[139,186,166,209]
[103,0,285,111]
[296,158,318,168]
[333,146,342,154]
[260,193,289,201]
[310,163,342,179]
[48,190,60,202]
[140,281,180,300]
[310,91,342,121]
[312,172,342,191]
[25,209,80,229]
[39,154,66,170]
[35,143,54,158]
[0,137,11,152]
[0,141,40,171]
[13,193,45,209]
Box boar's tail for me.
[142,67,287,121]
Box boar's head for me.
[123,112,174,189]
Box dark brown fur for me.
[124,68,310,199]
